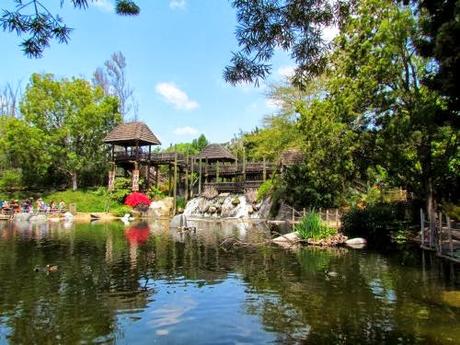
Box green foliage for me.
[147,186,165,201]
[256,180,274,202]
[19,73,121,190]
[109,204,132,217]
[341,203,412,247]
[295,211,336,241]
[441,203,460,221]
[0,168,23,191]
[166,134,209,156]
[110,177,131,203]
[176,196,186,211]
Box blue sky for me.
[1,0,296,147]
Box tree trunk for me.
[426,176,436,247]
[71,172,78,191]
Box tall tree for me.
[20,73,122,190]
[93,51,138,121]
[1,0,139,57]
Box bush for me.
[110,177,131,203]
[341,202,411,246]
[147,186,165,200]
[0,169,23,191]
[295,211,336,240]
[257,179,273,201]
[442,202,460,221]
[176,196,186,211]
[110,205,132,217]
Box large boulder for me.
[345,237,367,249]
[149,197,174,218]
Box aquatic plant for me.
[295,211,336,240]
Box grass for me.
[44,189,120,213]
[295,211,336,240]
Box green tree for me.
[327,0,459,209]
[20,73,121,190]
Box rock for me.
[272,232,300,244]
[247,205,254,214]
[208,206,217,214]
[170,214,188,228]
[345,237,367,249]
[231,197,240,206]
[219,193,230,197]
[150,197,174,218]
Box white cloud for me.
[173,126,198,136]
[92,0,113,13]
[155,82,199,110]
[277,65,295,79]
[170,0,186,10]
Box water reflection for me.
[0,220,458,345]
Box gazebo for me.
[104,122,161,191]
[196,144,236,163]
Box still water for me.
[0,220,458,345]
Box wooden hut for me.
[196,144,236,163]
[104,122,161,191]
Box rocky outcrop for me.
[149,197,175,218]
[183,194,270,219]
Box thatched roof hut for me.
[196,144,236,162]
[104,122,161,147]
[280,148,304,166]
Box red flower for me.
[124,192,151,207]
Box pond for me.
[0,220,459,345]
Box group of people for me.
[0,198,66,215]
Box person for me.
[50,200,56,212]
[58,200,66,213]
[1,200,11,215]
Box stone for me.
[272,232,300,244]
[345,237,367,249]
[219,193,230,197]
[170,214,188,228]
[149,197,174,218]
[247,205,254,214]
[208,206,217,214]
[231,197,240,206]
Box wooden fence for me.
[286,205,342,229]
[420,209,460,263]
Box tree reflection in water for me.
[0,220,458,344]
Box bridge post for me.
[185,154,189,201]
[198,158,202,195]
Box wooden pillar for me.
[147,145,152,189]
[198,158,202,195]
[216,161,220,183]
[173,153,178,214]
[205,157,209,183]
[336,209,339,228]
[447,216,453,257]
[420,208,425,247]
[438,211,442,255]
[242,150,246,183]
[155,165,159,188]
[185,154,189,201]
[263,157,267,182]
[111,144,115,161]
[168,164,172,196]
[190,157,195,198]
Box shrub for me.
[147,186,165,200]
[124,192,151,207]
[176,196,186,211]
[110,177,131,203]
[257,179,273,201]
[295,211,336,240]
[110,205,132,217]
[442,202,460,221]
[0,169,23,191]
[341,202,411,246]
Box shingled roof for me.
[196,144,236,162]
[104,122,161,146]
